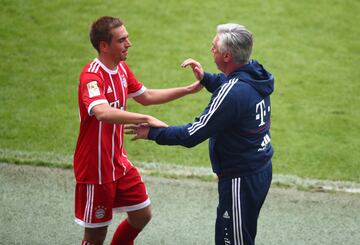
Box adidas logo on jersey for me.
[223,211,230,219]
[107,86,113,94]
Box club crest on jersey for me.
[120,75,127,88]
[87,81,100,98]
[94,206,107,219]
[107,86,113,94]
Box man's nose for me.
[126,39,132,47]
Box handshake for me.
[125,124,154,141]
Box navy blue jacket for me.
[148,60,274,176]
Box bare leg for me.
[83,226,108,245]
[127,205,152,229]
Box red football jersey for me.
[74,58,146,184]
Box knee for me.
[138,207,152,227]
[138,213,152,229]
[143,208,152,224]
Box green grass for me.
[0,0,359,182]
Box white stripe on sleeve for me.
[88,99,108,116]
[188,78,238,135]
[128,86,147,98]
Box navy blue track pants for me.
[215,163,272,245]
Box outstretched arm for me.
[127,82,238,147]
[92,103,167,128]
[133,81,203,106]
[132,59,205,106]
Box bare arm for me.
[92,103,167,127]
[133,81,203,106]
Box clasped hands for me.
[125,124,152,141]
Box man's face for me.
[211,34,225,72]
[107,25,132,62]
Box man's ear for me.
[99,41,109,53]
[223,52,232,62]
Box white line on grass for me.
[136,162,360,194]
[1,148,360,193]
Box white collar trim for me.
[94,58,118,74]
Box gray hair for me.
[216,23,253,63]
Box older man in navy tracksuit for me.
[130,23,274,245]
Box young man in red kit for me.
[73,16,202,245]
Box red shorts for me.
[74,167,150,228]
